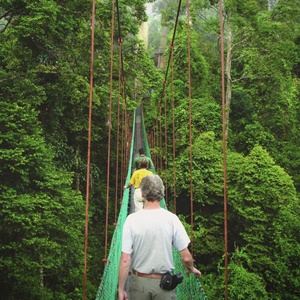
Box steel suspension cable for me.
[152,123,154,170]
[115,0,129,187]
[163,82,168,204]
[83,0,96,299]
[171,43,177,214]
[156,121,159,171]
[154,121,159,169]
[114,36,122,225]
[120,106,126,196]
[159,103,163,173]
[124,90,130,179]
[219,0,228,299]
[122,84,129,187]
[187,0,194,256]
[153,2,183,179]
[152,130,156,163]
[158,0,182,104]
[150,130,154,154]
[116,0,125,91]
[104,0,115,265]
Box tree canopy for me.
[1,0,300,299]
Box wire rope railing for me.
[95,112,136,300]
[219,0,229,298]
[83,1,96,299]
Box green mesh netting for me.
[95,109,208,299]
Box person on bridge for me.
[123,159,153,212]
[133,147,154,172]
[118,175,201,300]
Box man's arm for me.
[118,252,131,300]
[179,248,201,278]
[123,183,132,190]
[124,172,136,189]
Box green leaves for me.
[0,79,84,298]
[227,251,268,300]
[227,145,300,297]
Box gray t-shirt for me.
[122,208,190,274]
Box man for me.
[119,175,201,300]
[123,159,153,212]
[133,147,154,171]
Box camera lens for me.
[174,273,183,284]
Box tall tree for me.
[0,98,85,299]
[228,145,300,298]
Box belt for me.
[132,269,163,279]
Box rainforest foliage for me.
[0,0,299,299]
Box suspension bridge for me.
[95,107,208,300]
[82,0,228,299]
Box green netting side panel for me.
[141,110,208,299]
[173,250,208,299]
[95,113,136,300]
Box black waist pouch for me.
[159,272,183,290]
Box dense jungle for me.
[0,0,300,299]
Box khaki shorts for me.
[128,274,177,300]
[133,188,144,212]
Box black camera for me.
[160,272,184,291]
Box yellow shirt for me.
[129,169,153,188]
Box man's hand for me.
[118,289,128,300]
[180,248,202,278]
[118,252,130,300]
[186,266,201,278]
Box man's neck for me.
[144,200,161,210]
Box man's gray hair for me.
[140,175,164,201]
